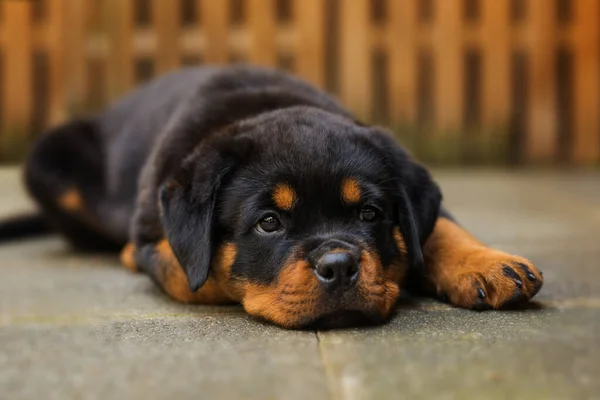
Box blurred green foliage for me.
[391,122,511,167]
[0,126,35,165]
[0,119,513,166]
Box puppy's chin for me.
[304,309,384,330]
[242,295,397,330]
[247,307,389,330]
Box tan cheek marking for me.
[341,178,361,204]
[57,188,84,212]
[156,239,234,304]
[358,249,402,318]
[120,243,138,272]
[272,183,297,211]
[242,257,322,329]
[392,227,408,256]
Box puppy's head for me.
[160,107,441,329]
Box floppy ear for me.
[368,128,442,270]
[158,134,249,292]
[158,147,228,292]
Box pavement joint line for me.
[316,331,341,400]
[2,297,600,327]
[2,298,599,327]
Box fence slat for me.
[0,1,598,164]
[572,0,600,164]
[434,0,463,133]
[388,0,418,123]
[46,0,67,126]
[62,0,87,114]
[200,0,229,63]
[0,2,4,48]
[248,0,277,67]
[2,1,32,132]
[0,1,5,127]
[154,0,180,73]
[339,0,371,118]
[525,0,557,162]
[105,0,133,100]
[482,0,511,127]
[295,0,325,88]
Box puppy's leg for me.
[124,240,234,305]
[24,120,122,251]
[422,209,543,309]
[120,242,138,272]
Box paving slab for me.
[0,167,599,400]
[437,170,600,248]
[0,318,330,400]
[318,308,600,400]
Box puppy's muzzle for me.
[309,240,360,292]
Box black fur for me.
[2,65,444,318]
[22,119,120,251]
[0,213,51,241]
[364,128,441,270]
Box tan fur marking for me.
[240,247,404,328]
[392,227,408,256]
[57,189,84,212]
[272,183,297,211]
[155,239,234,304]
[54,188,115,239]
[423,217,543,308]
[242,258,319,329]
[211,242,243,301]
[357,249,403,317]
[341,178,361,204]
[120,243,138,272]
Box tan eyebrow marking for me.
[272,183,297,211]
[341,178,362,204]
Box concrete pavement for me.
[1,168,599,399]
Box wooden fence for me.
[0,0,598,164]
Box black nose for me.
[314,252,359,289]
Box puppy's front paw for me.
[438,249,543,310]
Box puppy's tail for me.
[0,213,53,243]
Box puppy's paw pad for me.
[441,251,543,310]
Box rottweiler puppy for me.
[0,66,543,329]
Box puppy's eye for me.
[360,206,379,222]
[256,214,282,233]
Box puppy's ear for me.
[368,128,442,270]
[159,134,251,292]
